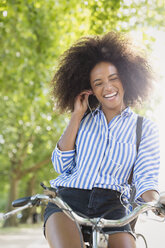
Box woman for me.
[44,32,162,248]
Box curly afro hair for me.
[52,32,153,112]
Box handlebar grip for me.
[12,197,31,207]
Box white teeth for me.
[104,92,117,98]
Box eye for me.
[95,82,102,86]
[110,77,119,81]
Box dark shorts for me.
[43,187,135,238]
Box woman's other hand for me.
[160,192,165,205]
[159,192,165,217]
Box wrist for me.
[141,190,160,203]
[71,111,84,121]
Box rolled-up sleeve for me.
[133,119,160,202]
[51,145,76,174]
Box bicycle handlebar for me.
[1,187,165,228]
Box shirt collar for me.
[93,106,101,116]
[93,106,132,117]
[121,106,132,117]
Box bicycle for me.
[0,183,165,248]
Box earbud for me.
[88,89,95,96]
[88,90,93,95]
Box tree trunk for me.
[3,157,50,227]
[3,173,19,227]
[20,176,36,224]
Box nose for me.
[103,80,113,91]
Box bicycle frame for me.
[1,189,165,248]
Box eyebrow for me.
[93,73,119,84]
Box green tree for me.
[0,0,69,226]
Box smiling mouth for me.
[104,92,118,99]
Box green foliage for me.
[0,0,164,220]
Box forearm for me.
[141,190,160,203]
[58,112,83,151]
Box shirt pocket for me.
[109,141,136,180]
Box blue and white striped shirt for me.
[50,107,160,202]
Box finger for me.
[75,92,88,104]
[79,90,93,96]
[87,89,93,95]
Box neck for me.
[101,105,126,123]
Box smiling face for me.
[90,62,125,119]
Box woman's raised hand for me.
[73,90,93,117]
[58,90,93,151]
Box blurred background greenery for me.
[0,0,165,227]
